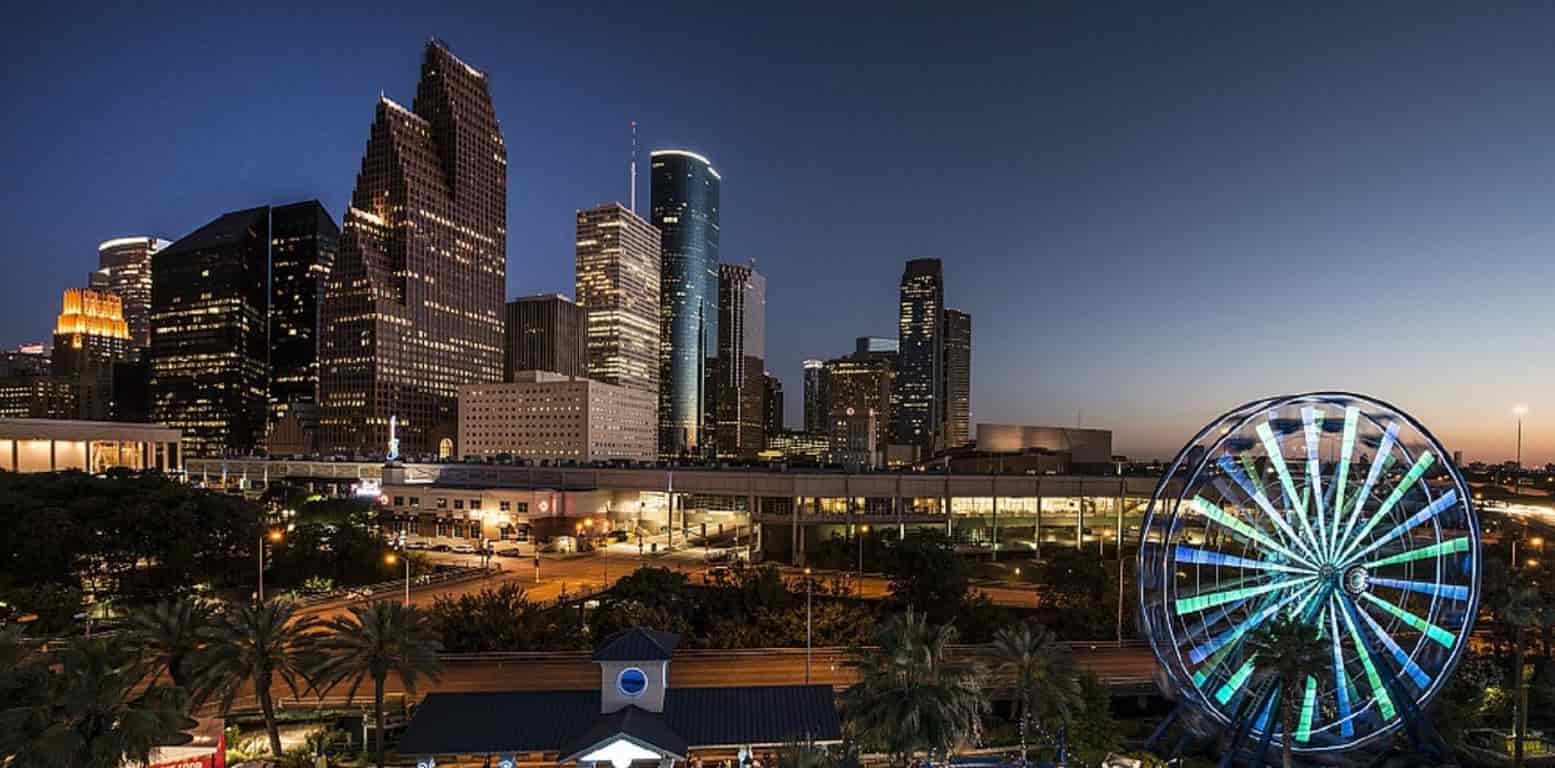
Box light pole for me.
[1515,405,1529,496]
[856,524,869,594]
[258,529,282,602]
[804,567,813,684]
[385,551,409,607]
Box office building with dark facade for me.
[97,236,170,350]
[713,262,765,458]
[575,202,661,396]
[505,294,586,380]
[891,258,944,458]
[650,150,720,458]
[268,201,338,428]
[822,353,893,465]
[802,358,826,434]
[942,307,971,449]
[150,207,272,457]
[320,41,507,456]
[762,371,783,437]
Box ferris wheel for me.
[1138,392,1480,758]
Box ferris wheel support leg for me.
[1218,681,1276,768]
[1144,705,1179,752]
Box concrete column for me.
[1076,483,1085,551]
[49,439,56,472]
[991,477,999,560]
[791,496,801,566]
[943,480,952,538]
[1035,479,1043,559]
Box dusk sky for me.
[4,2,1554,463]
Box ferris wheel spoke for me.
[1335,451,1436,564]
[1218,456,1320,562]
[1328,406,1361,558]
[1328,598,1356,738]
[1368,576,1469,602]
[1353,596,1433,689]
[1302,407,1331,562]
[1296,674,1319,743]
[1362,536,1471,569]
[1334,422,1402,559]
[1358,592,1456,648]
[1175,575,1312,615]
[1174,545,1315,574]
[1256,421,1324,559]
[1193,496,1317,569]
[1214,655,1259,705]
[1188,582,1320,674]
[1338,597,1398,722]
[1340,488,1459,567]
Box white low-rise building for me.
[458,371,656,462]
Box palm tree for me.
[310,600,444,768]
[1498,584,1542,768]
[124,597,209,694]
[1247,616,1327,768]
[990,620,1080,763]
[193,597,317,757]
[843,609,987,767]
[0,638,188,768]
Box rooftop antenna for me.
[629,120,638,213]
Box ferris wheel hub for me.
[1342,565,1370,595]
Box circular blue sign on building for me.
[617,667,648,697]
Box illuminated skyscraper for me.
[891,258,944,457]
[802,358,826,434]
[575,203,661,396]
[650,150,720,458]
[714,262,765,457]
[319,40,507,456]
[763,371,784,437]
[505,294,586,380]
[823,353,893,459]
[150,207,272,456]
[52,287,132,420]
[268,201,338,426]
[942,307,971,449]
[97,236,170,350]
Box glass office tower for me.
[650,150,721,458]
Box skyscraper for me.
[802,358,827,434]
[650,150,720,458]
[823,354,894,460]
[52,287,132,420]
[150,207,272,457]
[505,294,587,380]
[891,258,944,457]
[268,201,338,427]
[763,371,784,437]
[575,202,661,396]
[714,262,766,458]
[97,236,171,350]
[942,307,971,449]
[319,40,507,456]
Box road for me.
[231,643,1157,712]
[296,545,1044,622]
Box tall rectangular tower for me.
[714,262,766,458]
[891,258,944,458]
[319,41,507,456]
[150,207,271,457]
[941,307,971,449]
[98,236,171,350]
[575,202,661,399]
[505,294,587,379]
[268,201,338,427]
[802,359,827,434]
[650,150,720,458]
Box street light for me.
[856,524,869,594]
[385,551,409,607]
[258,528,283,603]
[803,567,813,684]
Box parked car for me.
[431,544,452,553]
[405,540,429,551]
[610,530,630,542]
[495,547,522,558]
[545,536,577,554]
[451,542,477,554]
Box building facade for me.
[268,201,338,429]
[319,41,507,457]
[51,288,132,420]
[0,377,76,420]
[458,371,656,462]
[505,294,587,380]
[714,263,765,458]
[575,203,662,396]
[97,236,171,350]
[650,150,720,458]
[802,359,826,434]
[823,353,893,463]
[150,207,272,457]
[891,258,944,458]
[942,307,971,449]
[0,419,181,474]
[762,371,783,437]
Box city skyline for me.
[7,4,1555,463]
